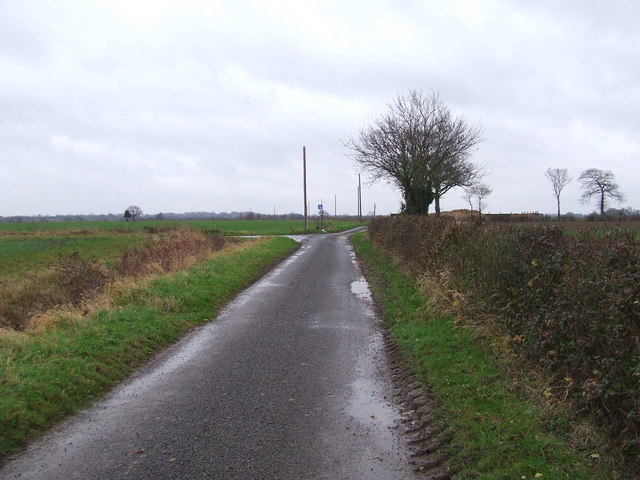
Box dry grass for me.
[412,250,610,467]
[415,269,464,315]
[439,208,483,220]
[0,228,229,333]
[21,238,257,335]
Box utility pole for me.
[303,146,308,230]
[334,194,337,217]
[358,174,362,223]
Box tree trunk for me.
[557,197,561,220]
[403,184,433,215]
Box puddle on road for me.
[350,277,372,302]
[285,234,307,242]
[350,277,375,322]
[343,333,416,479]
[348,242,373,301]
[348,376,397,429]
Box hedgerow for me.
[368,215,640,462]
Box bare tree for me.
[463,182,492,215]
[345,90,482,215]
[545,168,572,220]
[462,185,475,213]
[578,169,625,217]
[126,205,143,221]
[475,183,492,214]
[432,152,483,215]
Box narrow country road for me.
[0,230,419,480]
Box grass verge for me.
[351,232,615,480]
[0,236,298,462]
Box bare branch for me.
[462,182,492,215]
[344,90,483,215]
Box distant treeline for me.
[0,211,367,223]
[4,206,638,224]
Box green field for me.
[0,219,363,281]
[0,219,364,235]
[0,233,149,280]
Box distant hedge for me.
[368,215,640,458]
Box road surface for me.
[0,230,419,479]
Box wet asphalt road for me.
[0,230,417,479]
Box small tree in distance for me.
[545,167,572,220]
[463,182,492,215]
[125,205,143,221]
[462,186,475,213]
[578,169,625,218]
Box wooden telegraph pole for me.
[303,146,308,230]
[358,174,362,223]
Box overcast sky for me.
[1,0,638,217]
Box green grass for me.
[0,236,298,461]
[0,219,365,235]
[351,232,614,480]
[0,234,149,280]
[0,218,363,280]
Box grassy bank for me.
[351,232,615,479]
[0,236,298,461]
[1,229,230,331]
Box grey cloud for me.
[1,0,638,217]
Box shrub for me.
[50,252,113,305]
[0,254,112,331]
[118,229,225,276]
